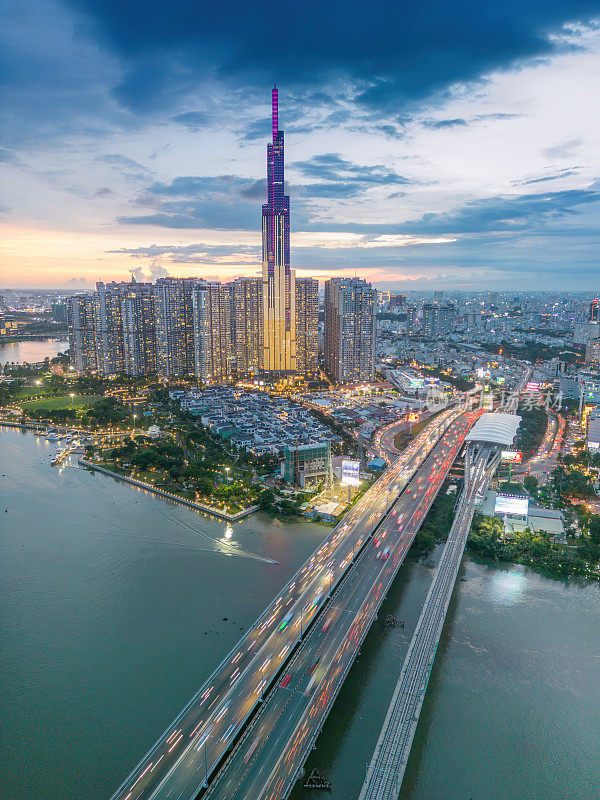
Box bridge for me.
[108,404,472,800]
[201,412,479,800]
[358,412,521,800]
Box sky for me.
[1,0,599,291]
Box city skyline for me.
[1,1,599,291]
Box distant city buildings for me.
[324,277,377,384]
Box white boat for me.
[46,433,60,441]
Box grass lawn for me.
[22,394,102,412]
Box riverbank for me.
[79,458,259,522]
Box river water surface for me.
[0,337,68,365]
[1,427,599,800]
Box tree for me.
[197,477,213,497]
[258,489,275,510]
[524,475,539,495]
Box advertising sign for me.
[494,494,529,516]
[341,460,361,487]
[501,450,522,463]
[526,382,541,392]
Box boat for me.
[46,433,60,441]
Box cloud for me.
[423,118,468,129]
[542,139,583,159]
[62,0,600,117]
[292,153,412,186]
[95,154,153,181]
[516,169,581,186]
[171,110,210,129]
[64,276,93,288]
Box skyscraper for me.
[67,295,97,373]
[94,282,125,375]
[231,277,263,376]
[295,277,319,377]
[324,277,376,384]
[262,86,296,375]
[192,282,233,384]
[421,303,439,338]
[406,306,418,336]
[153,277,188,378]
[122,283,156,376]
[589,298,599,322]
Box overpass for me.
[202,412,479,800]
[108,405,471,800]
[359,412,521,800]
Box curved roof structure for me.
[465,412,521,447]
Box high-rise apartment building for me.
[324,277,376,384]
[262,86,296,374]
[192,282,233,384]
[421,303,439,338]
[585,337,600,368]
[122,283,156,376]
[406,306,418,336]
[94,282,125,375]
[153,278,189,378]
[295,278,319,377]
[231,277,263,376]
[67,295,97,373]
[437,303,456,335]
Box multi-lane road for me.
[203,412,478,800]
[109,406,468,800]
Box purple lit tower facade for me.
[262,85,296,374]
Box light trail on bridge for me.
[202,412,479,800]
[108,405,469,800]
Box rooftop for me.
[465,412,521,447]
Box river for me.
[0,337,68,365]
[1,428,599,800]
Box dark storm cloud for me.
[61,0,599,115]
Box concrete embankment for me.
[78,459,259,523]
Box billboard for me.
[526,382,541,391]
[501,450,522,463]
[494,494,529,516]
[341,460,361,487]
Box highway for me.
[202,411,479,800]
[518,409,565,483]
[358,440,500,800]
[109,405,468,800]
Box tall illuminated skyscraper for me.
[262,86,296,375]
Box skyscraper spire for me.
[262,85,296,375]
[272,84,278,142]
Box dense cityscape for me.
[2,4,599,800]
